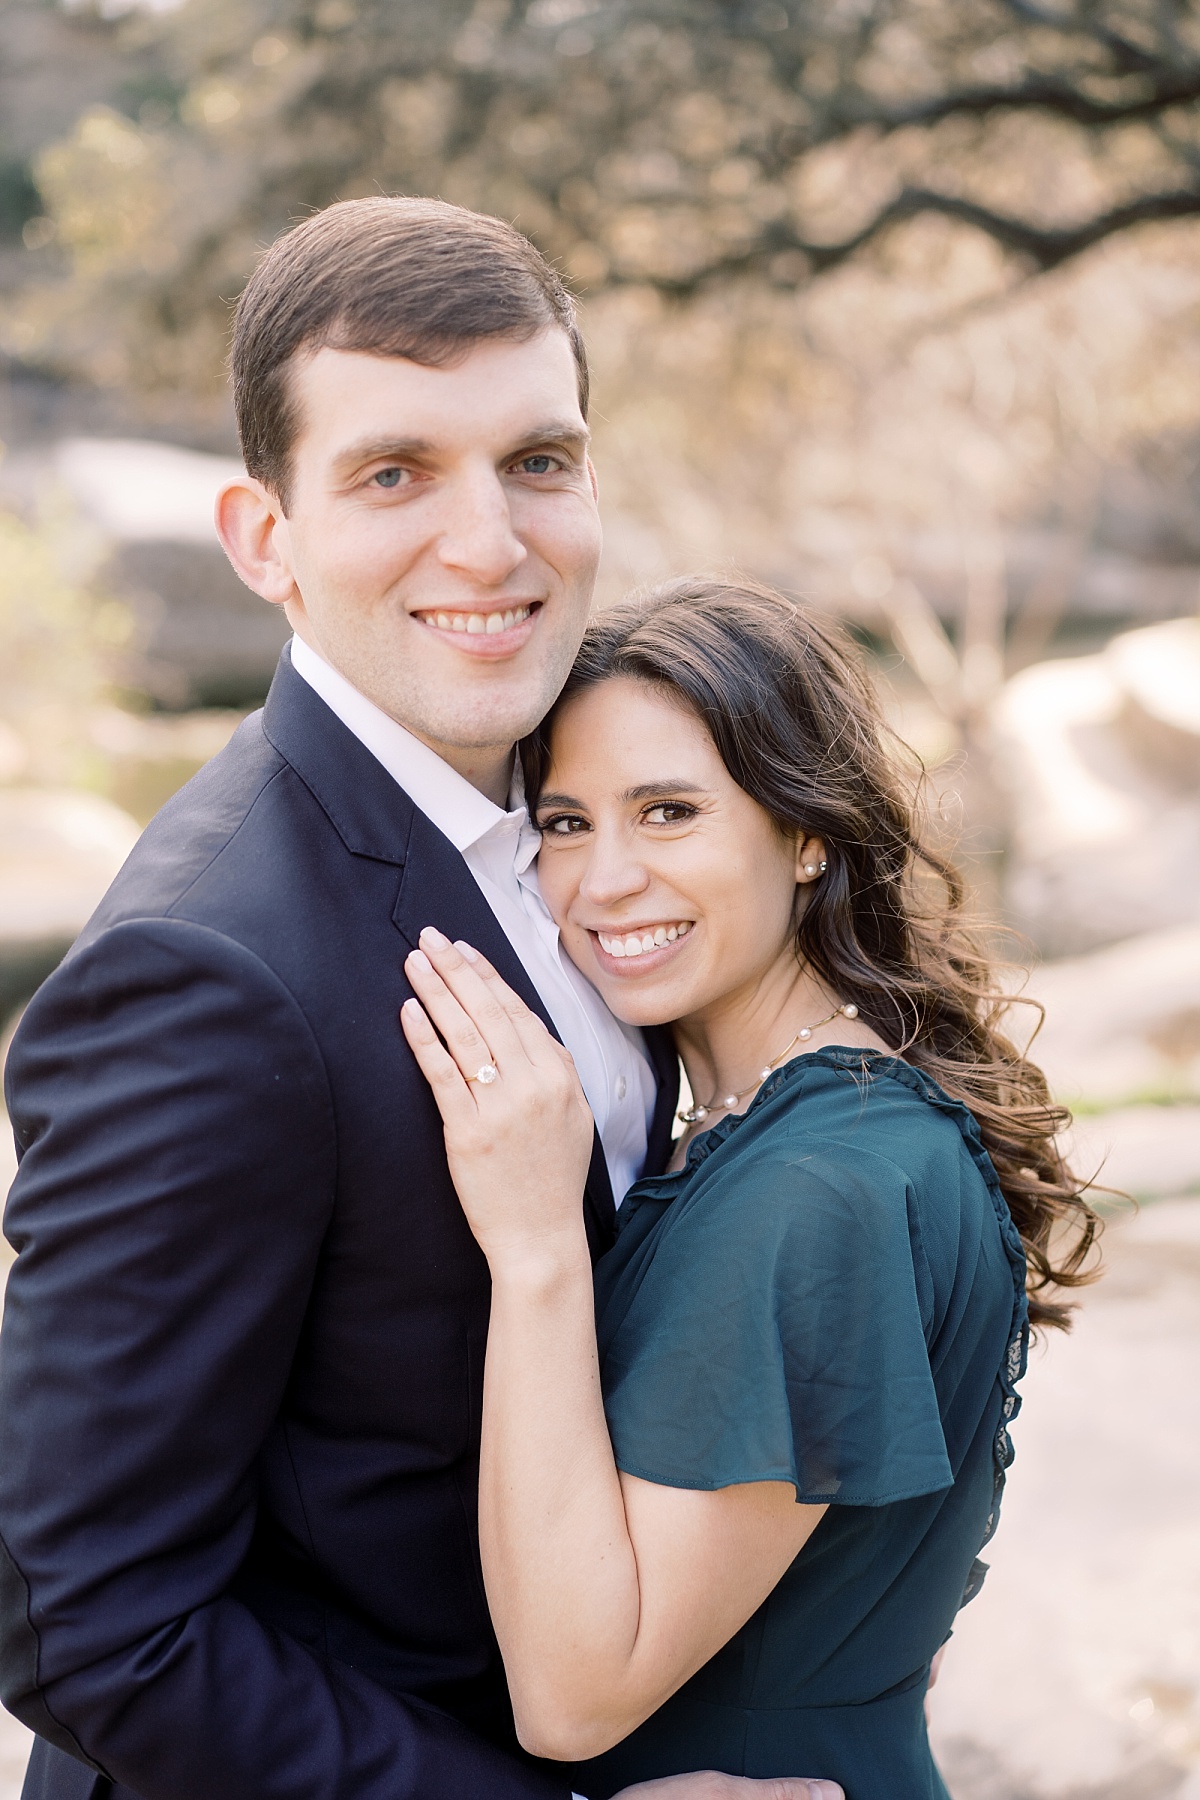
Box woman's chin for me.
[578,930,696,1027]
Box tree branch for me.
[998,0,1167,74]
[857,64,1200,132]
[609,183,1200,293]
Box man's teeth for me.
[429,605,533,636]
[597,922,692,959]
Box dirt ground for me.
[1,1195,1198,1800]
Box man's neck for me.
[417,739,515,808]
[288,624,516,807]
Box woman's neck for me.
[672,958,842,1119]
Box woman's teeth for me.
[597,921,692,959]
[426,605,533,636]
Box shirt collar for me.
[289,633,531,857]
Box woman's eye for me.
[371,467,406,489]
[538,813,589,837]
[644,802,696,825]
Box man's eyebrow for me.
[509,422,591,455]
[331,422,590,476]
[332,435,435,473]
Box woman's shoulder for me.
[680,1048,995,1203]
[641,1048,1025,1305]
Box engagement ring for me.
[470,1063,499,1085]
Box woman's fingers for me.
[399,998,476,1125]
[415,929,528,1056]
[405,949,504,1086]
[450,940,562,1065]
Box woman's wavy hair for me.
[522,576,1101,1330]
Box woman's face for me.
[535,677,820,1029]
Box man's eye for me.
[518,454,558,475]
[372,467,406,489]
[645,803,696,825]
[538,813,589,837]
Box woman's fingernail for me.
[407,948,432,973]
[454,941,480,962]
[420,926,450,950]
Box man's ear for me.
[586,454,599,503]
[214,476,298,608]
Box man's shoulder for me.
[85,710,309,937]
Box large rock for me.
[0,787,141,1015]
[993,617,1200,955]
[55,437,289,708]
[1024,921,1200,1110]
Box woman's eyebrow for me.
[622,782,709,802]
[536,781,709,811]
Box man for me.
[0,198,841,1800]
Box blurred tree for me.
[7,0,1200,403]
[5,0,1200,782]
[0,502,133,785]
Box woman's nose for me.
[578,836,651,907]
[437,468,527,586]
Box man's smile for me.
[412,601,542,657]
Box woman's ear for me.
[214,476,298,609]
[795,835,828,886]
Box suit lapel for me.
[392,808,618,1256]
[642,1027,681,1178]
[263,648,627,1255]
[391,809,552,1026]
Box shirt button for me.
[616,1074,628,1100]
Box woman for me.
[399,578,1098,1799]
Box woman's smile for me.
[534,677,814,1036]
[591,918,693,971]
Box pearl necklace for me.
[676,1002,860,1127]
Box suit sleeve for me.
[0,918,567,1800]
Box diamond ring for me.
[469,1063,499,1085]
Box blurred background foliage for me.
[2,0,1200,970]
[5,1,1200,686]
[7,14,1200,1785]
[4,17,1200,1788]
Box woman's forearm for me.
[478,1230,825,1759]
[478,1232,646,1757]
[399,937,824,1759]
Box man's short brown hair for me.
[230,197,588,509]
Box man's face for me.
[246,330,601,769]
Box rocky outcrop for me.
[993,616,1200,956]
[0,786,140,1016]
[54,437,288,708]
[1020,920,1200,1110]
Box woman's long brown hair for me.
[522,576,1100,1330]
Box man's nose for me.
[436,467,527,586]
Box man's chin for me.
[399,673,574,753]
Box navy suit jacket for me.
[0,651,679,1800]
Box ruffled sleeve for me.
[596,1132,955,1507]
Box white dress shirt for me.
[289,635,656,1205]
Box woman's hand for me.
[401,937,826,1763]
[401,926,596,1277]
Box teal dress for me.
[571,1049,1027,1800]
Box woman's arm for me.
[401,930,826,1761]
